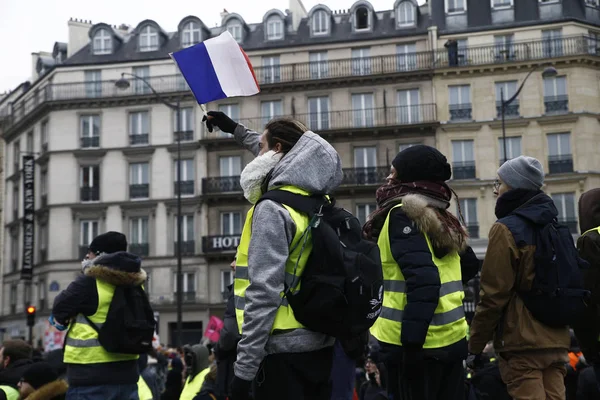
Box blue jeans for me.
[66,384,139,400]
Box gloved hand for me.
[202,111,238,133]
[48,315,68,331]
[229,375,252,400]
[402,345,425,379]
[466,353,485,370]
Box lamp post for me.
[500,66,558,164]
[115,73,184,347]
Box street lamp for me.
[500,65,558,163]
[115,72,184,347]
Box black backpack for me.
[85,285,156,354]
[258,190,384,338]
[517,219,590,328]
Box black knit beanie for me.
[392,145,451,182]
[88,231,128,255]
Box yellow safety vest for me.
[370,203,468,349]
[137,376,153,400]
[179,367,211,400]
[0,385,19,400]
[235,185,313,333]
[582,226,600,341]
[63,279,139,364]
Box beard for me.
[239,150,283,204]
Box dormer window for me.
[93,29,112,55]
[354,7,370,30]
[397,1,416,27]
[55,52,63,64]
[312,10,329,35]
[492,0,513,7]
[266,16,284,40]
[227,22,243,42]
[586,0,599,7]
[182,21,201,47]
[139,25,159,52]
[445,0,466,14]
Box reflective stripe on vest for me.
[137,376,153,400]
[234,185,313,334]
[583,226,600,236]
[370,203,468,349]
[0,385,19,400]
[63,279,139,364]
[179,367,211,400]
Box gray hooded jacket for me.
[232,124,343,381]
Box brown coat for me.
[468,222,570,354]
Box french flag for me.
[170,31,260,105]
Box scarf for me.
[495,188,543,219]
[362,180,463,242]
[239,150,283,204]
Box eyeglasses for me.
[493,179,501,191]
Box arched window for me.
[139,25,159,52]
[354,7,370,30]
[397,1,416,27]
[312,10,329,34]
[266,16,284,40]
[182,21,201,47]
[93,29,112,55]
[227,21,243,42]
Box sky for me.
[0,0,425,94]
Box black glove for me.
[402,345,425,379]
[229,375,252,400]
[202,111,238,133]
[466,353,485,370]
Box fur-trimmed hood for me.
[25,379,68,400]
[84,251,147,286]
[401,194,467,253]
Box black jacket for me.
[0,359,33,400]
[215,284,240,397]
[52,252,147,387]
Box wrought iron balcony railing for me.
[149,291,198,304]
[129,133,149,145]
[130,184,149,199]
[548,154,574,174]
[174,130,194,142]
[452,161,477,180]
[202,176,242,194]
[78,245,88,260]
[342,167,389,186]
[496,101,520,119]
[80,186,100,202]
[202,235,241,253]
[449,104,472,121]
[465,224,480,239]
[80,136,100,148]
[129,243,149,256]
[544,95,569,114]
[175,180,195,196]
[174,240,196,256]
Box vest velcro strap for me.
[381,304,465,326]
[65,337,101,348]
[384,280,463,297]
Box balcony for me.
[149,292,198,305]
[202,235,241,253]
[496,101,520,119]
[452,161,476,180]
[560,219,579,235]
[174,240,196,256]
[175,180,195,196]
[80,187,99,202]
[129,243,149,256]
[130,184,149,199]
[544,95,569,114]
[449,104,472,121]
[465,224,480,239]
[80,136,100,148]
[174,131,194,142]
[78,245,88,260]
[342,167,388,186]
[202,176,242,194]
[129,133,149,145]
[548,154,574,174]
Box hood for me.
[0,358,33,386]
[268,131,343,194]
[579,188,600,233]
[511,193,558,226]
[84,251,146,286]
[186,344,209,378]
[401,194,467,253]
[25,380,68,400]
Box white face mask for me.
[239,150,283,204]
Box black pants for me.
[387,359,464,400]
[253,346,334,400]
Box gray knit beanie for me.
[497,156,544,190]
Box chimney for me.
[220,8,229,21]
[288,0,308,32]
[68,18,92,57]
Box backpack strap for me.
[258,190,331,216]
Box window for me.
[182,21,201,47]
[492,0,513,8]
[397,1,416,27]
[10,233,18,270]
[396,43,417,71]
[397,89,420,124]
[221,270,234,294]
[130,163,150,199]
[84,70,101,98]
[227,22,243,42]
[261,100,283,126]
[93,29,112,55]
[354,147,378,184]
[588,31,600,55]
[458,199,479,238]
[448,85,472,121]
[174,215,195,255]
[262,56,280,84]
[266,16,283,40]
[309,51,328,79]
[133,66,150,95]
[173,272,196,295]
[216,104,240,137]
[80,220,99,247]
[10,286,17,312]
[552,193,578,233]
[39,224,48,262]
[452,140,476,179]
[13,140,20,172]
[220,156,242,177]
[80,166,100,202]
[446,0,466,13]
[352,48,371,76]
[356,204,376,226]
[399,143,417,152]
[221,212,242,235]
[354,6,370,30]
[308,97,330,131]
[129,111,149,145]
[80,115,100,148]
[139,25,159,51]
[494,34,515,61]
[587,0,600,7]
[12,185,18,218]
[41,170,48,205]
[175,159,195,196]
[26,131,33,154]
[544,76,568,114]
[41,120,49,151]
[175,107,194,141]
[312,10,329,34]
[542,29,563,57]
[547,132,573,173]
[352,93,375,127]
[495,81,519,118]
[498,136,522,165]
[129,217,149,256]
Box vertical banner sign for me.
[22,155,35,281]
